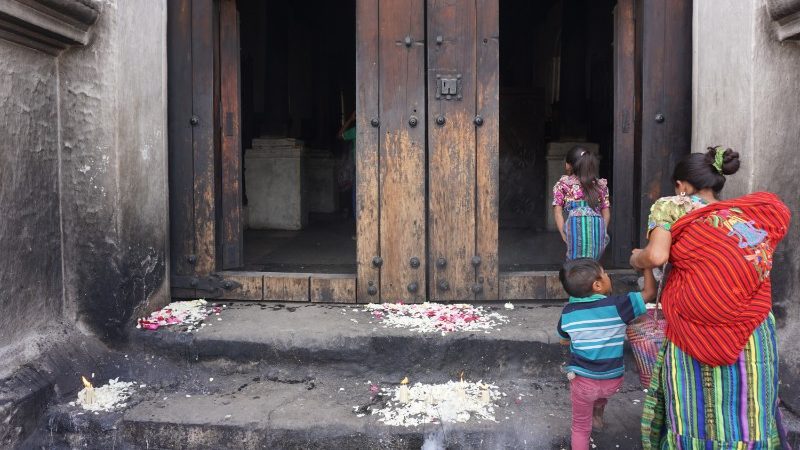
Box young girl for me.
[552,146,611,260]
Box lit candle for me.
[80,376,96,405]
[481,383,490,404]
[399,377,410,403]
[457,372,466,401]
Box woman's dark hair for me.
[672,146,740,194]
[565,145,601,209]
[559,258,603,298]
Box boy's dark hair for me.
[559,258,604,298]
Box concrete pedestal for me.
[545,141,599,231]
[304,150,338,213]
[245,137,307,230]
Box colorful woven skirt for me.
[564,201,609,260]
[641,314,786,449]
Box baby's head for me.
[559,258,612,297]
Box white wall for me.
[693,0,800,410]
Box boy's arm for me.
[640,267,657,303]
[557,316,570,344]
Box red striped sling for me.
[662,191,791,366]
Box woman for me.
[630,147,791,449]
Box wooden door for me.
[426,0,499,301]
[356,0,427,303]
[639,0,692,232]
[219,0,243,270]
[168,0,217,297]
[611,0,637,265]
[357,0,498,303]
[169,0,248,299]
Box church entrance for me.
[166,0,691,302]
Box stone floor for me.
[242,214,616,273]
[18,302,643,449]
[20,302,800,449]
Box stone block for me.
[245,137,307,230]
[304,150,338,213]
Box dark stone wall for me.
[0,0,169,372]
[58,0,169,341]
[0,40,64,375]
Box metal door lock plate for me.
[435,74,462,100]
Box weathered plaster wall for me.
[59,0,169,341]
[693,0,800,412]
[0,40,63,374]
[0,0,168,375]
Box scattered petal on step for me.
[136,299,220,332]
[364,302,508,334]
[369,379,503,427]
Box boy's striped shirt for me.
[557,292,646,379]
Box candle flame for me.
[459,371,464,383]
[81,376,93,390]
[400,377,409,385]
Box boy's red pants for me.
[569,375,623,450]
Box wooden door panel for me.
[219,0,243,270]
[378,0,427,302]
[355,0,381,302]
[611,0,637,265]
[427,0,477,301]
[475,0,500,300]
[191,0,217,275]
[168,0,216,296]
[168,0,196,278]
[640,0,692,230]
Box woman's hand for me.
[630,248,645,269]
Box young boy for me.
[557,258,656,450]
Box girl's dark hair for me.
[566,145,601,209]
[559,258,603,298]
[672,146,740,194]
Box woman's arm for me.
[553,206,566,242]
[630,227,672,269]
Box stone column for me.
[693,0,800,412]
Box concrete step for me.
[119,373,646,450]
[130,302,577,381]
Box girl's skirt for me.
[642,314,789,449]
[564,200,608,260]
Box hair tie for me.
[712,146,726,174]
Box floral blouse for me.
[552,175,610,211]
[647,195,708,236]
